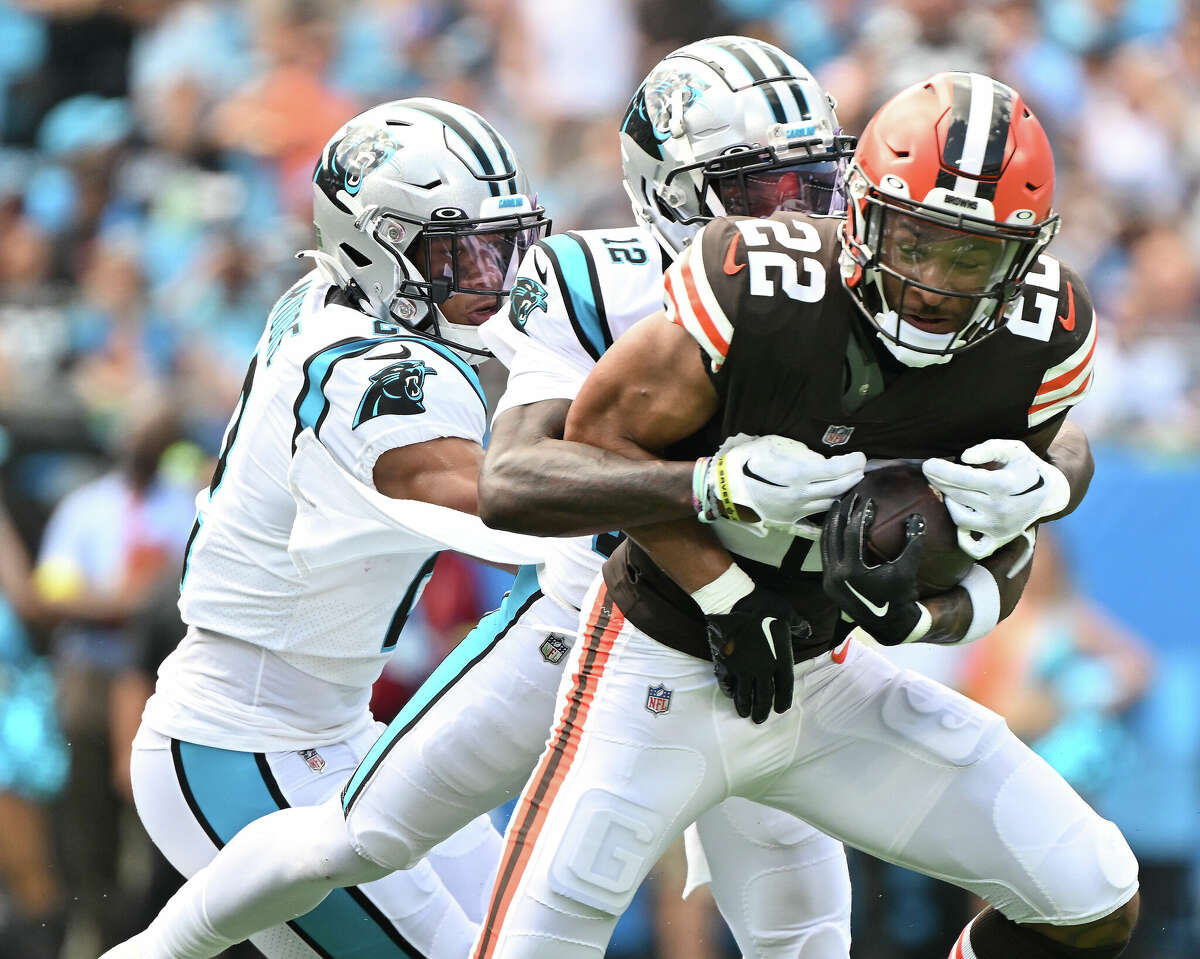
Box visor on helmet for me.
[854,191,1057,353]
[662,132,856,225]
[715,160,846,218]
[370,204,549,305]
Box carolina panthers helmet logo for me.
[621,68,710,160]
[314,124,401,211]
[508,277,549,332]
[353,360,436,427]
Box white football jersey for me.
[481,226,662,610]
[147,271,488,749]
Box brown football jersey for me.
[603,211,1097,658]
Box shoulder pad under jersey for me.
[495,228,660,369]
[1002,255,1097,429]
[663,212,838,370]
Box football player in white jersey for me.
[104,40,871,959]
[111,98,556,959]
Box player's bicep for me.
[564,312,717,458]
[317,342,487,485]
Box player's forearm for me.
[481,437,696,536]
[1040,420,1093,522]
[627,518,735,594]
[916,536,1033,646]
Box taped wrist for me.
[691,563,755,616]
[961,564,1002,643]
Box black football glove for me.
[821,493,931,646]
[705,586,811,724]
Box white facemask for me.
[874,310,955,368]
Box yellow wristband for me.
[714,455,740,522]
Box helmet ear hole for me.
[339,243,372,268]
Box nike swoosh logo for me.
[1058,281,1075,331]
[368,347,412,361]
[742,461,786,487]
[723,234,745,275]
[761,617,778,659]
[846,583,888,617]
[1016,475,1045,496]
[534,249,549,284]
[831,640,850,664]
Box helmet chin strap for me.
[874,310,955,368]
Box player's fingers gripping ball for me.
[923,438,1069,559]
[820,492,933,646]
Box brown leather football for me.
[851,463,974,596]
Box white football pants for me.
[469,578,1140,959]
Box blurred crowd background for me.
[0,0,1195,957]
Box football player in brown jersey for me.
[471,74,1136,959]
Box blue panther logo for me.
[621,68,710,160]
[314,125,401,211]
[508,276,549,331]
[353,360,436,427]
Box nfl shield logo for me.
[299,748,326,773]
[645,683,673,716]
[540,633,569,664]
[821,424,855,447]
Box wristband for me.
[691,563,756,615]
[693,458,718,523]
[713,454,741,521]
[899,603,933,644]
[960,564,1001,642]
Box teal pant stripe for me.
[175,743,420,958]
[342,565,542,813]
[541,234,607,359]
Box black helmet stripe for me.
[707,40,787,124]
[405,102,513,196]
[747,41,812,120]
[940,73,1014,198]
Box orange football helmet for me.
[840,72,1060,365]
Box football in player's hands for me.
[849,464,974,595]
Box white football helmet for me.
[619,36,853,258]
[307,98,549,363]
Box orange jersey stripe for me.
[680,257,730,357]
[1035,334,1095,398]
[664,271,685,327]
[1029,371,1092,416]
[473,586,623,959]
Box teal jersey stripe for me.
[291,334,486,452]
[541,234,610,360]
[175,743,421,958]
[343,565,542,811]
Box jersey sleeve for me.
[1023,260,1098,430]
[662,218,745,372]
[312,338,488,486]
[488,229,648,417]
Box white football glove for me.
[922,439,1070,560]
[697,434,866,537]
